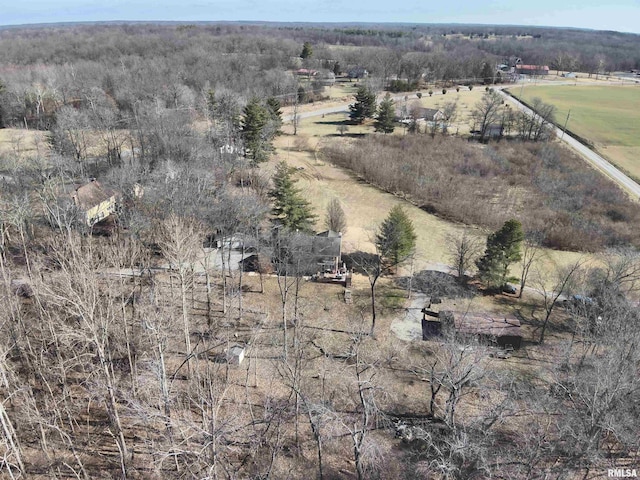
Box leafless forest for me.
[0,22,639,479]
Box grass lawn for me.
[512,84,640,179]
[0,128,50,161]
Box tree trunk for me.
[370,278,378,337]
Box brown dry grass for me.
[272,133,470,270]
[0,128,50,159]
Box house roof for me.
[312,231,341,258]
[453,313,522,338]
[422,108,443,120]
[516,65,549,71]
[72,180,116,209]
[296,68,318,75]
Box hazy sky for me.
[2,0,639,34]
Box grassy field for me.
[513,84,640,179]
[288,87,489,139]
[0,128,50,160]
[274,100,588,283]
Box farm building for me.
[71,179,119,226]
[226,345,246,365]
[515,65,549,76]
[421,307,522,349]
[396,107,444,123]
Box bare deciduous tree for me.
[158,214,203,366]
[324,198,347,234]
[535,259,583,344]
[446,231,482,284]
[519,233,543,298]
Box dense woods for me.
[0,21,639,479]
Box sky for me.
[2,0,640,34]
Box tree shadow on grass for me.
[342,251,380,275]
[396,270,476,299]
[314,120,349,126]
[326,133,367,138]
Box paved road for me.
[282,93,423,122]
[497,89,640,199]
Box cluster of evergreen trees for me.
[349,86,396,134]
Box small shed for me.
[421,308,522,349]
[454,313,522,349]
[226,346,246,365]
[348,66,369,79]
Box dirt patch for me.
[390,293,428,341]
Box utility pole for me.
[560,109,571,141]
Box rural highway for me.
[498,89,640,199]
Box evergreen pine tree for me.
[376,205,417,269]
[481,62,495,85]
[349,85,377,124]
[241,98,272,164]
[374,93,396,134]
[266,97,283,135]
[270,161,317,232]
[476,219,524,287]
[301,42,313,59]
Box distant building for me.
[515,64,550,76]
[71,179,119,226]
[470,123,503,140]
[396,107,444,125]
[348,66,369,79]
[296,68,318,77]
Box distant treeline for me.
[0,22,639,131]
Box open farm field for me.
[513,85,640,179]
